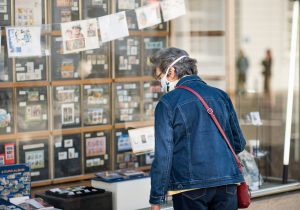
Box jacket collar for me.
[176,75,206,87]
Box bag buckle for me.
[207,108,213,115]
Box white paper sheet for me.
[135,2,161,30]
[98,11,129,43]
[6,26,41,57]
[61,18,100,54]
[128,126,155,154]
[160,0,186,22]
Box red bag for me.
[177,86,251,208]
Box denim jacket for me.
[150,75,246,205]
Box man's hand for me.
[151,204,160,210]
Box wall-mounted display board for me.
[143,36,167,76]
[53,85,81,130]
[51,36,81,80]
[16,87,48,132]
[0,36,13,82]
[143,81,163,120]
[53,133,82,178]
[51,0,80,30]
[114,82,141,123]
[115,37,141,77]
[84,131,111,173]
[0,0,11,26]
[116,0,141,30]
[0,88,13,135]
[82,0,108,19]
[19,138,49,181]
[83,84,110,126]
[0,0,170,186]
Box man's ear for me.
[168,67,178,81]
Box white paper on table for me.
[135,2,162,30]
[6,26,41,57]
[128,126,155,154]
[15,0,42,26]
[160,0,186,22]
[61,18,100,54]
[98,11,129,43]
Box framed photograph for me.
[16,86,48,132]
[82,0,108,19]
[54,134,81,178]
[0,88,13,134]
[19,139,49,181]
[14,0,44,26]
[84,131,110,173]
[53,85,80,129]
[128,126,155,154]
[114,82,141,123]
[61,103,75,125]
[83,84,110,126]
[115,37,141,77]
[52,0,79,30]
[143,37,166,75]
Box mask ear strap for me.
[164,55,188,76]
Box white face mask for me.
[160,55,187,92]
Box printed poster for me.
[160,0,186,22]
[128,126,154,154]
[98,11,129,43]
[6,26,41,57]
[15,0,42,26]
[135,2,161,30]
[61,18,100,53]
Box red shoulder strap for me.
[176,85,242,170]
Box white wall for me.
[239,0,291,92]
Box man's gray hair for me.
[150,47,198,78]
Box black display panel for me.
[84,131,111,173]
[114,82,141,123]
[143,81,163,120]
[0,88,13,134]
[82,42,110,79]
[82,0,108,19]
[0,36,13,82]
[0,0,11,26]
[54,133,82,178]
[83,84,110,126]
[51,36,81,80]
[19,138,49,181]
[115,37,141,77]
[143,36,166,76]
[16,86,48,132]
[53,85,81,130]
[116,0,141,30]
[52,0,80,30]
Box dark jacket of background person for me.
[150,75,246,205]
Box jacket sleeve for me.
[226,94,246,154]
[149,99,174,205]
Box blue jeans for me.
[172,185,237,210]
